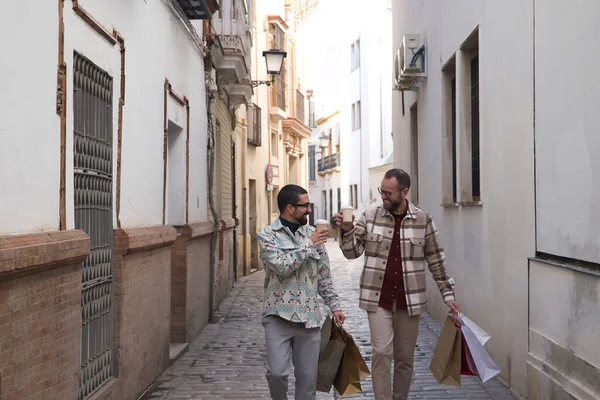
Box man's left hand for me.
[333,310,345,325]
[446,300,461,315]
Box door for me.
[231,140,238,281]
[73,52,114,400]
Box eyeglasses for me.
[377,187,405,198]
[292,203,312,209]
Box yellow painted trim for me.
[316,110,341,126]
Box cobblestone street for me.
[141,240,517,400]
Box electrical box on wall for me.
[393,33,427,92]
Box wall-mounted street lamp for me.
[318,132,331,150]
[251,49,287,88]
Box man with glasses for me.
[258,184,345,400]
[334,168,459,400]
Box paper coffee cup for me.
[315,219,329,232]
[341,206,353,223]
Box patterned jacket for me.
[258,218,341,328]
[339,202,455,315]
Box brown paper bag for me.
[333,326,371,396]
[316,320,346,392]
[429,316,462,386]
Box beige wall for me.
[244,0,312,271]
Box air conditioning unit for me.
[393,76,420,92]
[396,34,426,78]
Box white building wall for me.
[392,0,534,396]
[1,0,209,235]
[535,1,600,264]
[343,1,392,216]
[0,2,61,233]
[70,0,209,228]
[308,111,343,221]
[528,2,600,399]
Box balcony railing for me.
[272,76,286,111]
[317,152,340,173]
[296,90,305,124]
[217,34,251,71]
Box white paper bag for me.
[460,324,501,383]
[457,313,490,346]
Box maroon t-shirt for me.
[378,210,408,311]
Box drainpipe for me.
[205,55,221,323]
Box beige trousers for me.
[367,307,421,400]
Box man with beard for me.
[258,184,344,400]
[334,168,460,400]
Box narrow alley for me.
[141,241,517,400]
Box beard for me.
[383,198,403,212]
[294,212,309,225]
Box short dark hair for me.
[277,184,308,213]
[384,168,411,189]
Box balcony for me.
[269,76,287,122]
[318,153,341,175]
[176,0,219,20]
[281,88,310,141]
[212,31,253,108]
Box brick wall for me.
[215,227,234,309]
[106,226,176,400]
[185,225,212,341]
[0,230,89,400]
[170,229,188,343]
[171,222,213,344]
[118,249,171,399]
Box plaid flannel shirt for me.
[258,218,341,328]
[339,202,455,315]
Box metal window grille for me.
[308,145,316,180]
[329,189,333,221]
[270,24,286,111]
[248,104,261,146]
[470,55,480,201]
[296,90,305,123]
[73,52,114,400]
[270,24,285,51]
[274,75,286,110]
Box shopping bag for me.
[460,323,501,383]
[333,325,371,396]
[460,334,477,376]
[429,316,462,386]
[457,313,490,345]
[316,319,346,392]
[319,316,333,354]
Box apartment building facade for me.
[242,0,315,269]
[392,1,600,398]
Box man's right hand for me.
[309,229,329,246]
[334,212,355,233]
